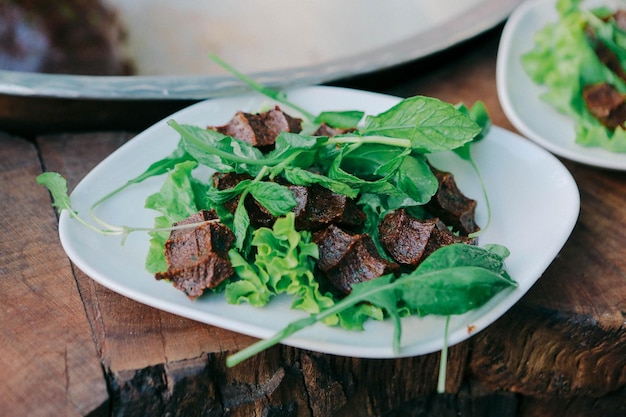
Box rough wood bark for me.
[468,160,626,399]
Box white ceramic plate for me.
[497,0,626,170]
[1,0,522,100]
[58,86,579,358]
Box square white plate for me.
[59,86,579,358]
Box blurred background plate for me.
[0,0,522,135]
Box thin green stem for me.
[209,53,317,122]
[226,279,398,367]
[437,315,451,394]
[467,157,491,239]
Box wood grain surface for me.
[1,27,625,417]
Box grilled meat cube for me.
[583,82,626,130]
[291,183,365,231]
[425,166,479,236]
[212,172,365,231]
[313,225,399,295]
[210,106,302,148]
[379,209,475,267]
[155,210,235,300]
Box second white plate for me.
[497,0,626,170]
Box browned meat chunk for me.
[212,172,276,226]
[583,82,626,130]
[313,225,399,295]
[155,210,235,300]
[210,106,302,148]
[378,209,475,267]
[212,172,365,231]
[290,184,365,231]
[425,166,479,236]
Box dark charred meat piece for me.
[425,166,479,236]
[313,225,399,295]
[155,210,235,300]
[291,184,365,231]
[379,209,475,267]
[583,82,626,130]
[212,172,365,231]
[210,106,303,149]
[211,172,275,226]
[312,123,356,137]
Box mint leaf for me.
[361,96,481,153]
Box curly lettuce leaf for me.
[225,213,382,329]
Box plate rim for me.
[1,0,522,100]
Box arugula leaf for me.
[37,172,129,236]
[169,121,265,173]
[361,96,481,153]
[329,143,438,206]
[390,153,439,206]
[206,180,252,205]
[37,172,74,216]
[338,143,407,180]
[281,167,358,197]
[144,161,200,223]
[233,191,251,250]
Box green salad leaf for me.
[361,96,482,153]
[226,243,516,367]
[522,0,626,151]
